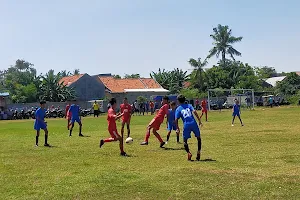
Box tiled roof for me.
[295,71,300,76]
[59,74,84,86]
[98,77,163,93]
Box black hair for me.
[170,101,176,106]
[124,97,128,100]
[40,100,46,105]
[177,94,186,104]
[163,96,169,101]
[109,98,117,106]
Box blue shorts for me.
[233,112,240,117]
[34,122,47,131]
[71,117,81,124]
[183,123,200,140]
[167,123,177,131]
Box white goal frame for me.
[207,88,255,111]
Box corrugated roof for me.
[0,92,9,97]
[59,74,84,86]
[265,76,286,87]
[98,76,164,93]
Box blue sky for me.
[0,0,299,77]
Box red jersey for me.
[66,105,70,115]
[154,104,169,123]
[107,108,117,130]
[150,102,154,108]
[201,100,207,110]
[120,103,132,120]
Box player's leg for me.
[43,128,50,147]
[67,118,70,130]
[166,130,171,142]
[117,134,126,156]
[183,125,192,160]
[152,128,165,148]
[205,111,208,122]
[100,130,119,148]
[35,130,40,146]
[121,122,125,138]
[238,115,244,126]
[78,120,83,136]
[175,125,180,143]
[126,122,131,138]
[193,126,201,161]
[69,121,75,136]
[141,118,155,145]
[232,115,236,126]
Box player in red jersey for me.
[99,98,127,156]
[200,99,208,122]
[140,96,169,147]
[120,97,132,138]
[65,103,71,130]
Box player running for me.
[68,100,84,137]
[200,99,208,122]
[175,95,202,161]
[140,96,169,147]
[232,99,244,126]
[166,101,180,144]
[34,101,50,147]
[100,98,127,156]
[120,97,132,138]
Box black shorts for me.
[94,110,99,115]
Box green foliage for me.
[124,74,140,79]
[73,69,80,75]
[188,57,208,91]
[137,96,147,103]
[180,88,206,99]
[150,68,188,94]
[276,72,300,96]
[113,74,121,79]
[207,24,243,65]
[255,66,277,79]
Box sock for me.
[167,134,170,142]
[177,135,180,143]
[184,142,190,153]
[104,138,114,143]
[36,136,39,145]
[155,133,163,143]
[197,138,202,152]
[69,129,72,136]
[144,130,150,142]
[45,134,48,144]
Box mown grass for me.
[0,107,299,200]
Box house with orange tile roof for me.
[59,74,106,101]
[95,75,169,105]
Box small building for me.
[59,74,106,101]
[96,76,169,106]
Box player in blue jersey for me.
[166,101,180,143]
[68,100,84,137]
[232,99,244,126]
[175,95,202,161]
[34,101,50,147]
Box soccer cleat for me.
[160,142,166,148]
[120,152,127,157]
[79,134,84,137]
[188,153,192,161]
[140,141,148,145]
[196,153,201,161]
[35,144,38,147]
[44,143,51,147]
[231,124,234,127]
[99,140,104,148]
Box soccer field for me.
[1,107,299,200]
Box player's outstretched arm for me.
[175,118,180,133]
[193,110,202,126]
[115,113,124,121]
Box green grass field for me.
[1,107,299,200]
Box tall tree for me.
[113,74,122,79]
[188,57,208,91]
[124,74,140,79]
[73,69,80,75]
[255,66,277,79]
[207,24,243,66]
[60,70,72,77]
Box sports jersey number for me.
[181,108,192,118]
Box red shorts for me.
[109,128,120,139]
[149,118,163,130]
[122,117,131,124]
[202,109,207,113]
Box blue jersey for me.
[175,104,196,125]
[168,109,176,124]
[69,104,80,118]
[35,108,46,122]
[233,104,240,113]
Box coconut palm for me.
[188,57,208,91]
[207,24,243,66]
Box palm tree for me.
[207,24,243,66]
[73,69,80,75]
[188,58,208,91]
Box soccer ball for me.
[125,137,133,144]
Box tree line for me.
[1,24,299,104]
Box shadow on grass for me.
[163,147,185,151]
[189,158,217,162]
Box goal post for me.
[207,88,255,111]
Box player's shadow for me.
[80,135,91,137]
[163,147,185,151]
[200,158,217,162]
